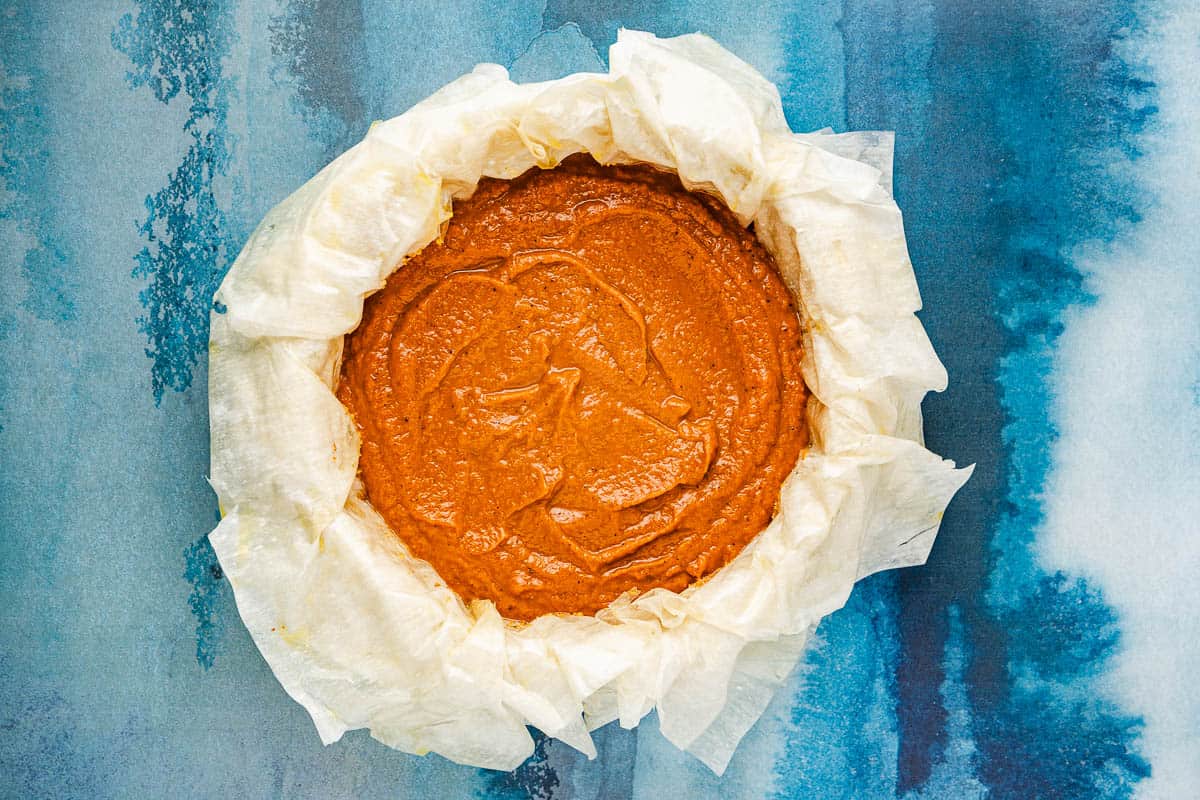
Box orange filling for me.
[338,156,807,620]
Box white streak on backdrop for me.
[1039,5,1200,798]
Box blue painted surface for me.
[2,1,1197,798]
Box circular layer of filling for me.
[338,155,808,620]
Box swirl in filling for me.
[338,156,808,620]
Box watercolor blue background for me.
[2,1,1197,798]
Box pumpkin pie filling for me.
[338,155,808,620]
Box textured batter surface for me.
[339,157,807,619]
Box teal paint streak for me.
[0,5,79,322]
[355,0,544,123]
[183,532,226,669]
[902,607,986,800]
[268,0,368,155]
[772,576,901,800]
[477,731,561,800]
[835,0,1155,795]
[978,2,1154,793]
[0,676,102,798]
[112,0,243,670]
[112,0,239,402]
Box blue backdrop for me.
[2,1,1197,798]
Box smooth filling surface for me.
[338,155,808,620]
